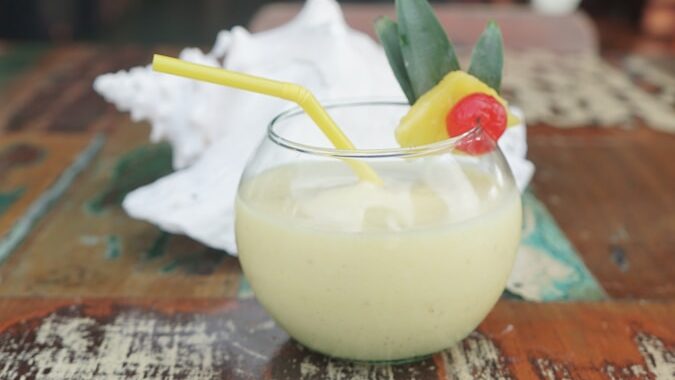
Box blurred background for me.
[0,0,672,49]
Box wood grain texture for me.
[0,133,94,237]
[0,45,149,133]
[528,126,675,299]
[0,125,242,298]
[0,298,672,379]
[0,44,46,92]
[512,192,606,301]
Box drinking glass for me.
[235,100,521,362]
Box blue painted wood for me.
[237,276,255,299]
[0,188,24,216]
[0,135,105,264]
[515,191,607,301]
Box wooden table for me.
[0,4,673,380]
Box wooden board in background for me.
[0,44,46,92]
[528,127,675,299]
[249,3,598,54]
[0,45,150,134]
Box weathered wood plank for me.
[0,299,672,379]
[0,43,46,92]
[512,192,606,301]
[0,124,241,298]
[0,46,98,132]
[0,45,150,133]
[528,126,675,299]
[0,133,97,248]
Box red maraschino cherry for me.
[445,93,507,154]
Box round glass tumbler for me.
[235,101,522,362]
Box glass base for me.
[294,339,435,366]
[355,354,433,366]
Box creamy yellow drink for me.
[236,161,521,362]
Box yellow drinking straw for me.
[152,54,382,185]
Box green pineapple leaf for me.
[396,0,460,101]
[375,16,416,104]
[468,21,504,92]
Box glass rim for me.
[267,99,485,159]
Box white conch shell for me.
[93,0,533,254]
